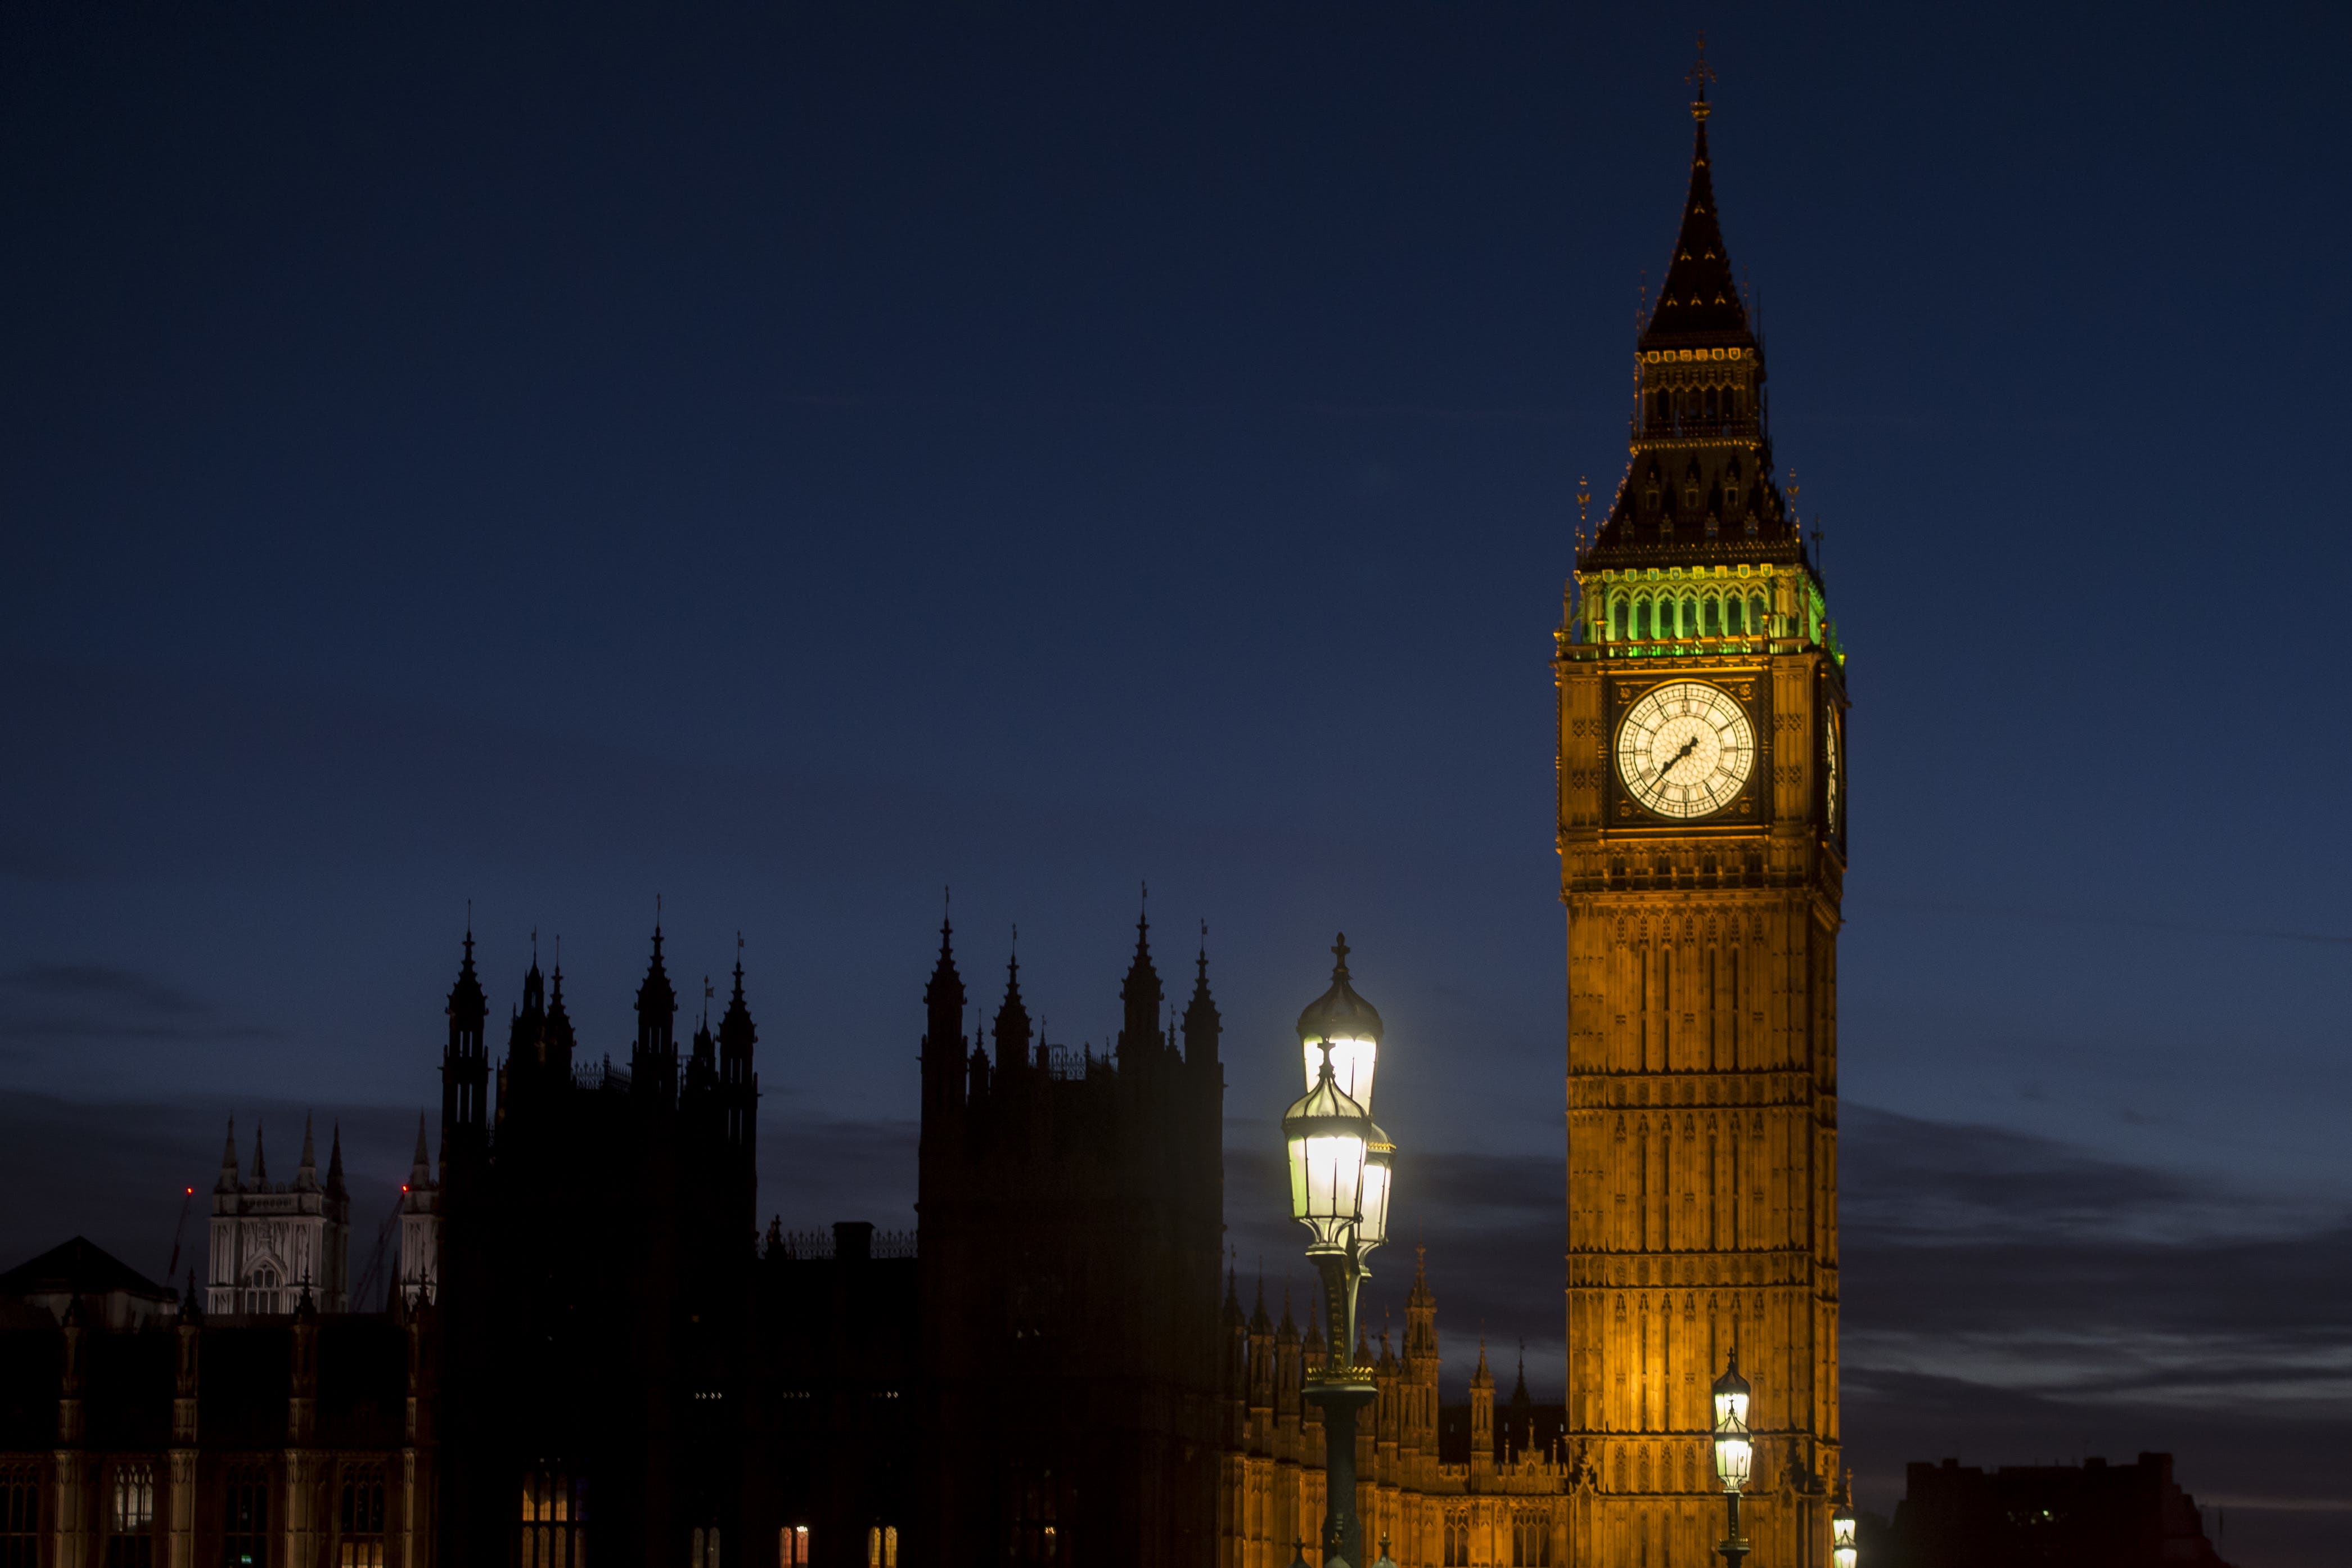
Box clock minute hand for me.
[1651,735,1700,786]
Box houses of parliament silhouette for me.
[0,69,1851,1568]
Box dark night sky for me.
[3,4,2349,1562]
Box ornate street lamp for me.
[1711,1350,1754,1568]
[1831,1473,1858,1568]
[1282,934,1391,1568]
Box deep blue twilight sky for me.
[3,5,2349,1561]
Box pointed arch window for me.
[778,1526,810,1567]
[105,1467,155,1568]
[1749,596,1768,636]
[337,1470,386,1568]
[1511,1512,1554,1566]
[224,1467,269,1568]
[518,1471,585,1568]
[1610,596,1626,642]
[1,1465,39,1568]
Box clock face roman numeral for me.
[1614,681,1755,819]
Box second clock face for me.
[1616,681,1756,819]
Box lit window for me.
[691,1528,719,1568]
[105,1467,154,1568]
[338,1471,386,1568]
[864,1525,897,1567]
[778,1526,810,1567]
[517,1471,585,1568]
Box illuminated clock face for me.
[1615,681,1755,819]
[1825,706,1842,833]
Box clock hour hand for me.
[1651,734,1700,787]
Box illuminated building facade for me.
[1552,70,1846,1568]
[205,1119,352,1318]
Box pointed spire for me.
[1223,1267,1244,1328]
[634,913,679,1102]
[1182,918,1222,1070]
[1511,1341,1531,1407]
[253,1122,268,1184]
[638,916,676,1016]
[924,903,966,1045]
[1642,40,1752,349]
[1249,1276,1272,1335]
[447,922,486,1026]
[1118,883,1164,1061]
[993,934,1033,1069]
[217,1117,241,1195]
[719,939,757,1080]
[1277,1287,1297,1341]
[1472,1339,1493,1389]
[295,1114,319,1191]
[409,1114,432,1187]
[326,1123,345,1198]
[544,960,576,1066]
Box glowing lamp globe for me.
[1282,1045,1369,1256]
[1296,933,1384,1111]
[1831,1489,1857,1568]
[1711,1354,1753,1493]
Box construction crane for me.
[350,1188,406,1313]
[164,1186,195,1291]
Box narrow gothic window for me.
[517,1471,584,1568]
[1750,594,1768,634]
[778,1526,810,1566]
[1701,597,1719,636]
[1610,597,1625,641]
[338,1470,386,1568]
[105,1467,154,1568]
[224,1468,268,1568]
[0,1466,38,1568]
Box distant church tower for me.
[1555,61,1846,1568]
[206,1114,352,1314]
[398,1114,441,1306]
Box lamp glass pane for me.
[1302,1036,1378,1110]
[1303,1132,1365,1222]
[1832,1519,1856,1548]
[1712,1432,1751,1489]
[1287,1130,1311,1222]
[1832,1549,1856,1568]
[1358,1148,1392,1251]
[1711,1388,1749,1426]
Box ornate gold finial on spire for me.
[1688,33,1716,121]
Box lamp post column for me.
[1306,1254,1373,1568]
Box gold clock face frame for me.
[1614,680,1757,821]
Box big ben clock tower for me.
[1555,66,1846,1568]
